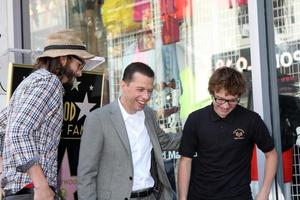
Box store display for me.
[25,0,300,199]
[160,0,176,16]
[138,30,154,51]
[175,0,189,20]
[161,15,180,45]
[102,0,141,37]
[133,0,151,22]
[228,0,248,8]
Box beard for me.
[62,65,76,85]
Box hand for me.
[255,191,269,200]
[34,185,55,200]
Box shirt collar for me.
[118,98,145,121]
[209,103,237,123]
[118,98,130,121]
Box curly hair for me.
[208,67,246,96]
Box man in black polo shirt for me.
[178,67,277,200]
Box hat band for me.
[44,45,87,51]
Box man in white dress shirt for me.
[77,62,181,200]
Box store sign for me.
[276,49,300,68]
[212,48,251,71]
[212,43,300,70]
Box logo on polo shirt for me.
[233,128,245,139]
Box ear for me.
[60,56,68,66]
[120,80,126,89]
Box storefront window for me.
[28,0,257,199]
[272,0,300,199]
[29,0,67,51]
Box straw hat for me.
[36,29,95,60]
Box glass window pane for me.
[28,0,258,198]
[272,0,300,199]
[29,0,67,51]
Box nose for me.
[142,90,152,100]
[75,70,82,77]
[220,101,230,108]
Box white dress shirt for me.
[118,100,154,191]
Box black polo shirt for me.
[179,104,274,200]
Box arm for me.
[255,148,278,200]
[9,77,61,172]
[77,111,103,199]
[0,156,2,196]
[178,156,192,200]
[27,165,55,200]
[11,77,61,199]
[149,108,181,150]
[0,107,8,156]
[156,126,182,151]
[0,156,2,172]
[0,108,7,196]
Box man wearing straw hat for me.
[0,29,97,200]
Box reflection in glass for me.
[28,0,259,198]
[273,0,300,199]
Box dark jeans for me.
[4,187,59,200]
[4,193,33,200]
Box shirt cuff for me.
[16,155,39,172]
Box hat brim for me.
[84,56,106,71]
[36,49,95,60]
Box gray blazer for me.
[77,101,181,200]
